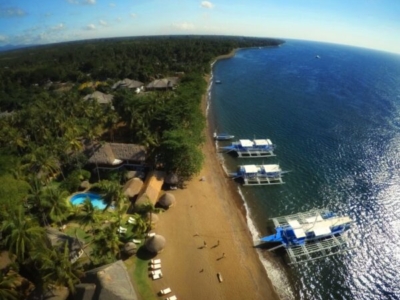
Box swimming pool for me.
[70,192,106,209]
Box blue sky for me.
[1,0,400,54]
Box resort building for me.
[45,228,84,263]
[112,78,144,93]
[76,260,138,300]
[83,91,114,105]
[87,142,147,169]
[146,77,179,90]
[135,170,165,207]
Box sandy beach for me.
[150,71,279,299]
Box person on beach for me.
[204,241,207,248]
[222,252,225,258]
[217,240,220,246]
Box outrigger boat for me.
[258,209,353,265]
[220,139,275,157]
[213,132,235,141]
[229,164,287,186]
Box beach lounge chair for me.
[166,295,177,300]
[118,226,127,234]
[160,287,171,295]
[128,217,136,224]
[150,259,161,264]
[151,270,163,280]
[132,239,141,244]
[151,263,161,270]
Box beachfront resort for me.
[0,36,283,300]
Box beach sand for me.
[150,73,279,299]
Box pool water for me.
[70,192,106,209]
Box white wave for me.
[237,187,295,300]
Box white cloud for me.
[0,35,8,42]
[86,24,96,30]
[200,1,214,9]
[0,7,27,17]
[172,22,195,31]
[130,13,137,18]
[66,0,79,4]
[109,3,116,7]
[99,20,108,26]
[84,0,96,4]
[51,23,65,31]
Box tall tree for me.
[1,207,45,262]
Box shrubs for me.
[60,169,91,193]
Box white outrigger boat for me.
[229,164,287,186]
[219,139,275,157]
[257,209,354,265]
[213,131,235,141]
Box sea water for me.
[209,40,400,300]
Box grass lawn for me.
[125,256,157,300]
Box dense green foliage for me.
[0,35,283,110]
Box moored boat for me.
[229,164,287,185]
[258,209,354,264]
[219,138,275,157]
[213,132,235,141]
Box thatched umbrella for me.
[145,235,166,253]
[165,173,179,185]
[123,178,143,198]
[146,212,159,225]
[80,180,90,190]
[158,193,176,208]
[123,242,137,256]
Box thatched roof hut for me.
[135,171,165,208]
[83,91,114,104]
[165,173,179,185]
[145,235,166,253]
[112,79,144,90]
[80,260,138,300]
[123,242,137,256]
[45,228,83,262]
[146,212,159,225]
[123,178,143,198]
[158,193,176,208]
[146,77,179,90]
[87,143,146,166]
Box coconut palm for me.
[31,242,83,294]
[77,197,99,232]
[0,271,19,300]
[94,180,127,212]
[92,222,122,265]
[41,186,70,226]
[2,207,46,262]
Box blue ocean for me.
[209,40,400,300]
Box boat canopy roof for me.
[239,139,253,147]
[288,220,302,229]
[242,165,259,173]
[293,228,306,239]
[313,227,332,236]
[262,164,281,172]
[254,139,272,146]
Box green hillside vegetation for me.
[0,35,283,299]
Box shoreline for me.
[150,52,280,300]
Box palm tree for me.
[31,242,83,294]
[41,187,70,226]
[77,198,99,232]
[94,180,127,212]
[1,207,46,263]
[92,222,122,265]
[0,271,19,300]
